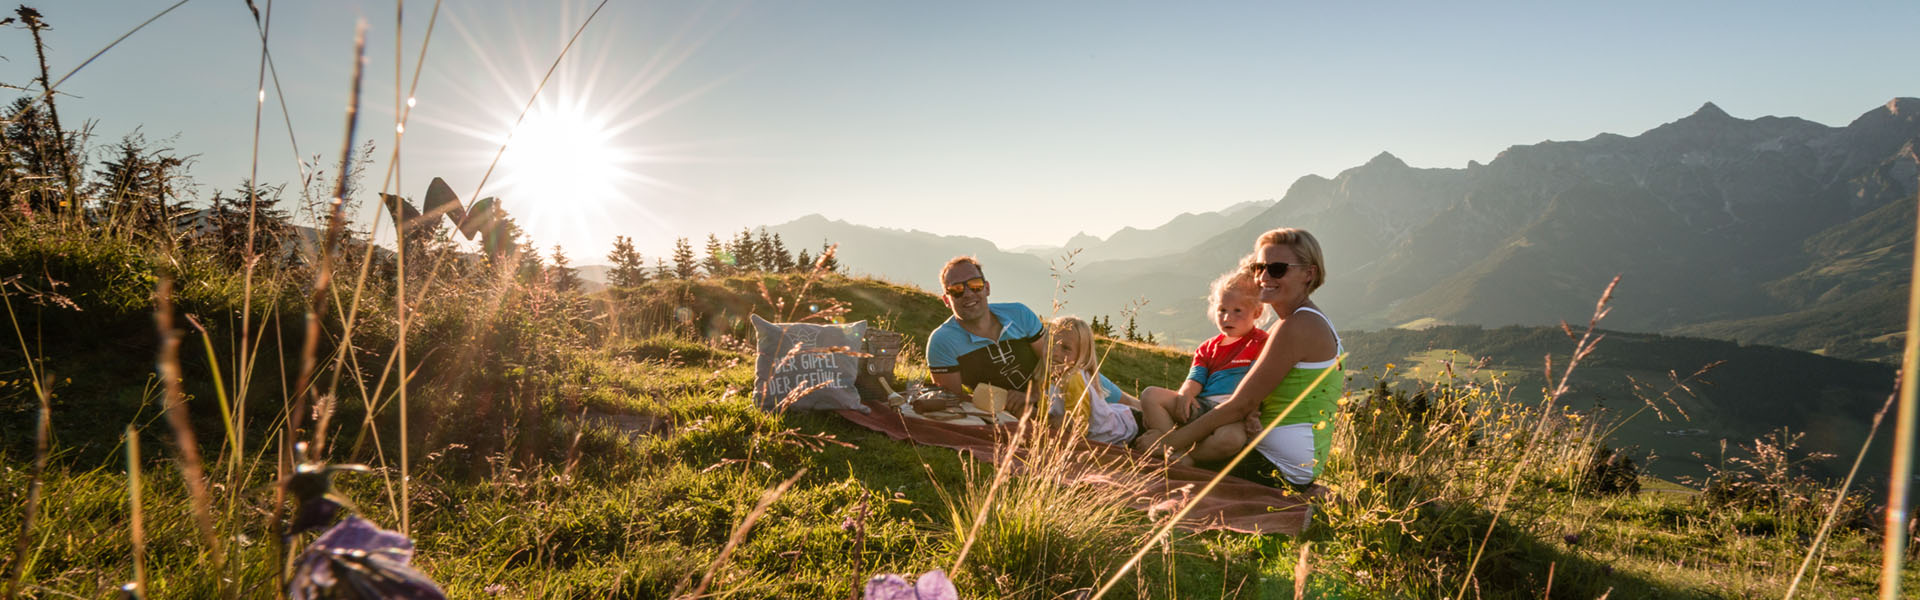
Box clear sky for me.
[15,1,1918,260]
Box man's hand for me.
[1243,413,1264,438]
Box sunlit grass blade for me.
[126,425,147,598]
[1879,192,1920,599]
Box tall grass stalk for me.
[1089,354,1347,600]
[1451,275,1617,600]
[1785,389,1897,598]
[239,0,282,524]
[154,276,224,574]
[288,21,369,455]
[1,375,49,600]
[125,426,147,598]
[1879,191,1920,599]
[276,24,369,598]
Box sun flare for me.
[495,105,631,213]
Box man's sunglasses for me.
[945,277,987,297]
[1247,262,1307,279]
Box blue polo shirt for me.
[927,302,1045,391]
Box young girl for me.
[1134,268,1267,462]
[1045,316,1143,446]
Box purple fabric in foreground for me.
[837,402,1307,535]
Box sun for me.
[495,103,632,215]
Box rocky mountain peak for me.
[1687,101,1732,121]
[1364,151,1408,169]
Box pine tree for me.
[769,232,795,272]
[817,240,840,273]
[672,237,698,279]
[731,228,760,273]
[1090,315,1113,337]
[548,244,581,292]
[1124,315,1139,342]
[91,133,184,232]
[1,99,75,213]
[794,248,812,273]
[703,234,730,277]
[654,257,674,281]
[206,180,293,266]
[607,235,649,287]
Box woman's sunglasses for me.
[1246,262,1307,279]
[945,277,987,297]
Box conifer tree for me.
[654,257,675,281]
[1124,315,1139,342]
[703,234,730,277]
[548,244,581,292]
[1090,315,1113,337]
[607,235,649,287]
[672,237,698,280]
[92,133,185,232]
[817,240,840,273]
[207,180,293,266]
[769,232,795,272]
[731,228,760,273]
[795,248,812,273]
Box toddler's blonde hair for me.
[1207,264,1266,318]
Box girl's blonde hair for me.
[1049,316,1097,373]
[1048,315,1099,422]
[1207,265,1266,317]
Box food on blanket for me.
[971,383,1010,414]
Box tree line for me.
[592,228,840,290]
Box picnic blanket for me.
[836,401,1307,535]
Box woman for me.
[1145,227,1343,491]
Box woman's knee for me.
[1194,428,1245,460]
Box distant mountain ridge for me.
[771,99,1918,360]
[1008,199,1277,264]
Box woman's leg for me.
[1189,424,1249,463]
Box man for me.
[925,256,1048,414]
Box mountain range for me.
[766,99,1919,361]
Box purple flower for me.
[864,570,958,600]
[288,516,446,600]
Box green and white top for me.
[1255,306,1344,478]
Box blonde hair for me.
[1049,316,1097,374]
[1255,228,1326,292]
[1049,315,1099,422]
[1207,265,1265,317]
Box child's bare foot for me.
[1132,428,1168,452]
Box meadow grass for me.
[0,4,1913,594]
[3,217,1913,598]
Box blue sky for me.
[16,1,1918,260]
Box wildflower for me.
[864,570,957,600]
[288,516,445,600]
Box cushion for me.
[751,314,868,412]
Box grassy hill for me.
[1,219,1914,598]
